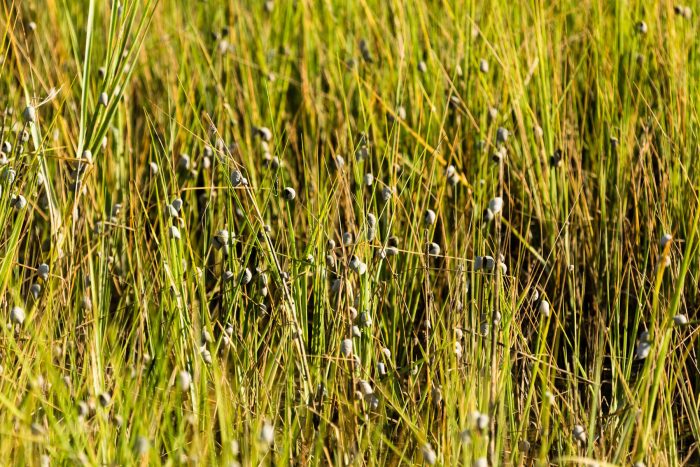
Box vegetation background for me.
[0,0,698,465]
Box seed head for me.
[99,92,109,107]
[342,231,353,246]
[636,21,648,34]
[363,173,374,186]
[539,299,550,318]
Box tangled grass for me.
[0,0,699,465]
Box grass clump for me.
[0,0,698,465]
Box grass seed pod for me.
[539,299,550,318]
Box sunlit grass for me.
[0,0,698,465]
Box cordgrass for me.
[0,0,698,465]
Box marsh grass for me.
[0,0,698,465]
